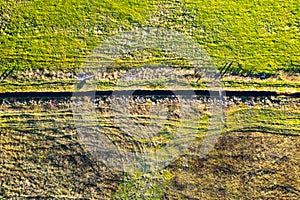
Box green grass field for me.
[0,1,300,199]
[0,0,299,92]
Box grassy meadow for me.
[0,0,299,199]
[0,0,299,92]
[0,96,299,198]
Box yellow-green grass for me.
[0,0,299,93]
